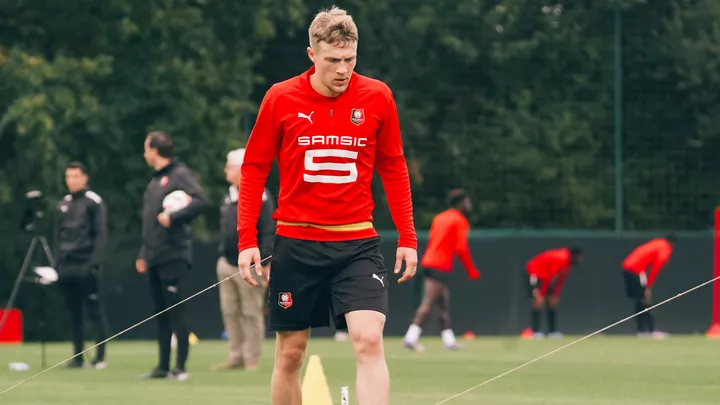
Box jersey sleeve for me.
[237,88,282,252]
[551,272,568,296]
[454,218,479,279]
[375,88,417,250]
[89,200,108,267]
[647,245,672,288]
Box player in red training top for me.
[402,190,480,352]
[526,247,582,339]
[236,7,417,405]
[622,235,676,339]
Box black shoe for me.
[168,368,189,381]
[65,359,83,369]
[139,367,169,379]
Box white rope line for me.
[0,256,271,395]
[432,274,720,405]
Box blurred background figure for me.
[54,161,109,369]
[136,131,210,381]
[403,189,480,352]
[526,247,582,339]
[214,148,275,371]
[622,235,676,339]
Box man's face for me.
[462,197,472,213]
[225,163,241,185]
[143,138,156,167]
[571,254,583,265]
[65,168,87,193]
[308,40,357,96]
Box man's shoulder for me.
[57,194,72,208]
[83,190,103,205]
[354,72,393,96]
[265,74,305,100]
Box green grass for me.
[0,336,718,404]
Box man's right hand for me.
[238,247,263,286]
[136,259,147,274]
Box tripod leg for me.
[39,236,57,268]
[0,238,39,332]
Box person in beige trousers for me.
[215,148,275,371]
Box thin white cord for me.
[432,274,720,405]
[0,256,271,395]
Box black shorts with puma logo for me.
[267,235,388,332]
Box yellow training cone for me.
[301,355,334,405]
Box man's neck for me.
[310,72,338,98]
[153,158,171,171]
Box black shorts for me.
[526,274,555,298]
[267,235,388,332]
[623,270,647,299]
[422,268,451,285]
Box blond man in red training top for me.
[622,235,676,339]
[403,189,480,352]
[236,7,417,405]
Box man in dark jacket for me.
[136,131,210,381]
[54,161,109,369]
[214,148,275,371]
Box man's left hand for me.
[157,212,171,228]
[395,247,418,284]
[548,295,560,307]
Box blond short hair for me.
[308,6,358,50]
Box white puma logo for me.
[372,273,385,287]
[298,111,314,124]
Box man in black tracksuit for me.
[136,131,210,381]
[54,161,109,369]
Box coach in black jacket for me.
[214,148,275,371]
[136,131,210,381]
[54,161,109,369]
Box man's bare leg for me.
[347,310,389,405]
[403,279,443,351]
[271,329,310,405]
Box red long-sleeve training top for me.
[622,238,673,288]
[526,248,572,297]
[237,66,417,251]
[420,209,479,279]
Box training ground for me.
[0,336,717,404]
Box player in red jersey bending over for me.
[622,235,676,339]
[403,189,480,352]
[236,7,417,405]
[526,247,582,339]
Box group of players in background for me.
[47,6,679,405]
[402,190,676,351]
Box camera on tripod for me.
[20,190,45,233]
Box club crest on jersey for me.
[160,176,169,187]
[350,108,365,126]
[278,292,293,309]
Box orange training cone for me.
[520,328,534,340]
[706,323,720,339]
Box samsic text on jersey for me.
[238,66,416,251]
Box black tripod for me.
[0,234,56,369]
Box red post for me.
[706,208,720,338]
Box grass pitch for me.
[0,336,718,404]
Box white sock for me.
[405,324,422,344]
[441,329,456,346]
